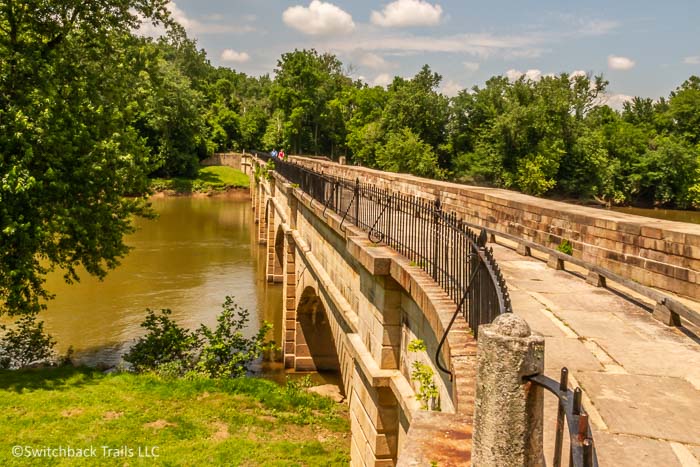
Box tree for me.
[270,49,351,155]
[630,136,700,208]
[0,0,168,315]
[375,128,445,179]
[136,55,209,177]
[667,76,700,145]
[381,66,449,165]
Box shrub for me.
[0,314,56,369]
[123,309,200,373]
[196,297,272,378]
[124,297,273,379]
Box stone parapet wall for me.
[200,152,243,168]
[291,157,700,300]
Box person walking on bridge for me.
[271,149,278,158]
[278,149,285,160]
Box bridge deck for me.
[492,243,700,466]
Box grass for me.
[151,166,250,194]
[0,367,350,466]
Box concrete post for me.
[473,314,545,467]
[516,243,531,257]
[586,271,607,288]
[547,254,564,270]
[652,301,681,326]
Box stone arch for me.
[294,286,341,375]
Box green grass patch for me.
[0,367,349,466]
[151,166,250,194]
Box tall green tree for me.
[270,49,350,155]
[0,0,168,315]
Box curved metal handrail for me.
[368,193,392,244]
[527,368,598,467]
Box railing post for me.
[553,368,568,467]
[354,178,360,226]
[473,314,545,467]
[432,198,441,280]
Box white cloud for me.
[569,69,588,79]
[283,1,355,36]
[372,73,393,87]
[441,80,463,97]
[137,3,255,37]
[463,61,480,72]
[327,32,546,59]
[359,52,390,70]
[505,69,543,81]
[221,49,250,63]
[524,69,543,81]
[684,56,700,65]
[599,93,634,110]
[371,0,443,27]
[166,2,193,29]
[608,55,635,70]
[505,69,523,81]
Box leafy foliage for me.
[376,128,445,179]
[557,239,574,256]
[411,361,440,411]
[196,297,272,378]
[124,297,272,378]
[407,339,440,411]
[123,308,199,372]
[0,1,171,315]
[0,314,56,369]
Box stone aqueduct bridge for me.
[238,153,700,466]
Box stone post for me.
[472,314,545,467]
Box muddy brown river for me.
[39,195,283,367]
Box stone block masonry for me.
[201,152,243,168]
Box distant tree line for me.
[159,41,700,209]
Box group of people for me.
[270,149,285,160]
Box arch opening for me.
[295,286,342,377]
[273,225,284,282]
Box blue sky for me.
[160,0,700,105]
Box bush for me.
[123,309,200,373]
[196,297,272,378]
[0,314,56,369]
[124,297,273,379]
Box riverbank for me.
[150,166,249,196]
[0,367,350,466]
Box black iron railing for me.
[252,152,598,467]
[253,151,512,340]
[528,368,598,467]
